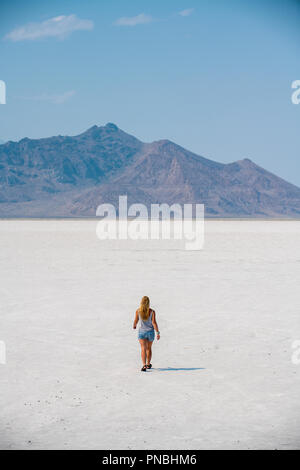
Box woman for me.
[133,296,160,372]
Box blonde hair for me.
[139,296,150,321]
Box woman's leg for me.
[146,341,153,365]
[139,339,147,365]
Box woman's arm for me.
[133,310,139,329]
[152,311,160,340]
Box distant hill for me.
[0,123,300,217]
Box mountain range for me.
[0,122,300,218]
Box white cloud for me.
[179,8,195,17]
[24,90,76,104]
[4,14,94,41]
[114,13,153,27]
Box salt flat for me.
[0,219,299,449]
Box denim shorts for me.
[138,330,155,341]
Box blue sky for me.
[0,0,300,185]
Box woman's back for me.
[139,309,154,332]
